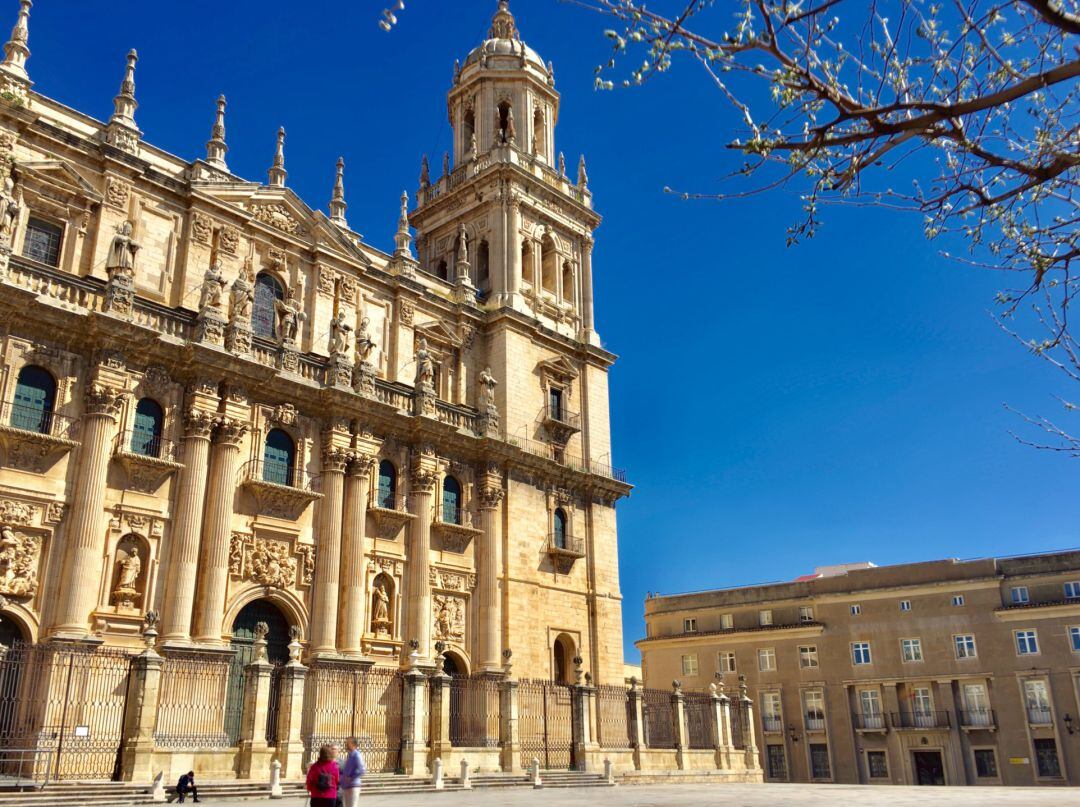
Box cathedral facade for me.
[0,0,641,779]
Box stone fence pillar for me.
[428,647,452,766]
[500,665,520,773]
[274,631,308,778]
[738,676,759,769]
[400,653,429,775]
[712,682,735,769]
[118,620,164,782]
[627,678,645,771]
[238,627,274,778]
[671,680,688,771]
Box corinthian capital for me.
[182,408,216,439]
[84,382,123,417]
[321,445,351,474]
[214,417,248,446]
[478,484,504,510]
[410,463,438,493]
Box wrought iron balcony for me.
[546,532,585,574]
[431,504,482,553]
[1027,706,1053,725]
[852,712,887,732]
[367,493,414,540]
[112,430,183,493]
[804,715,826,732]
[540,404,581,444]
[0,401,79,472]
[890,710,951,729]
[761,716,783,734]
[239,459,322,519]
[958,709,996,729]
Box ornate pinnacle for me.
[205,94,228,171]
[489,0,518,40]
[329,157,348,227]
[394,190,413,258]
[419,155,430,188]
[109,49,139,129]
[0,0,30,83]
[577,154,589,187]
[268,126,287,187]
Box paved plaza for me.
[197,783,1079,807]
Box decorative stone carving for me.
[198,262,226,314]
[274,288,304,346]
[432,594,465,643]
[45,501,66,524]
[298,545,314,586]
[371,579,392,636]
[190,211,212,243]
[270,403,297,427]
[329,310,352,357]
[399,300,414,326]
[478,366,498,420]
[85,383,123,417]
[251,203,305,236]
[228,268,254,323]
[111,536,143,609]
[219,225,240,255]
[355,317,376,365]
[142,365,171,398]
[228,531,247,575]
[0,500,35,525]
[0,524,39,597]
[316,265,336,297]
[183,409,216,439]
[478,484,504,510]
[247,538,296,589]
[430,567,476,592]
[0,173,20,245]
[106,220,139,277]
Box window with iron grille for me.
[809,743,831,779]
[867,750,888,778]
[974,749,998,778]
[23,217,63,266]
[1034,738,1061,778]
[766,745,787,780]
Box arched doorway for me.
[225,599,291,744]
[553,634,575,684]
[0,611,25,648]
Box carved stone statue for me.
[198,262,226,313]
[478,366,497,411]
[415,338,435,390]
[469,132,477,157]
[229,271,254,323]
[274,288,305,344]
[457,225,469,266]
[106,221,139,276]
[329,310,353,357]
[355,317,376,364]
[117,551,141,589]
[0,174,20,239]
[372,582,391,635]
[111,541,142,608]
[0,524,39,597]
[442,151,450,176]
[505,107,517,143]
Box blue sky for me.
[28,1,1077,663]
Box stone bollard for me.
[151,771,165,803]
[433,757,444,790]
[604,759,615,785]
[269,759,283,799]
[460,758,472,789]
[531,757,542,788]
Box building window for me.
[899,599,911,612]
[1015,629,1039,656]
[252,273,285,339]
[851,642,871,665]
[850,604,861,616]
[859,690,884,729]
[911,686,933,719]
[758,648,776,672]
[23,217,63,266]
[951,594,965,607]
[441,475,462,524]
[720,613,733,630]
[803,690,825,730]
[718,651,736,674]
[900,638,924,663]
[10,364,56,434]
[262,428,296,486]
[548,387,564,422]
[798,645,819,669]
[683,618,697,634]
[377,460,397,509]
[130,398,164,457]
[1010,586,1030,604]
[761,691,782,732]
[974,749,997,778]
[681,654,698,676]
[867,750,888,779]
[1034,738,1061,778]
[553,507,568,550]
[1065,581,1080,600]
[798,606,814,622]
[1024,679,1051,724]
[954,634,977,659]
[758,610,773,627]
[1070,626,1080,652]
[766,745,787,780]
[809,743,831,780]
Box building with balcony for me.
[637,549,1080,786]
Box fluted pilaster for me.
[406,448,438,662]
[338,455,374,655]
[309,443,349,655]
[477,467,505,672]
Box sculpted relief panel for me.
[432,594,466,643]
[0,524,40,598]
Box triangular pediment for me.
[537,356,578,383]
[17,160,102,202]
[414,319,463,348]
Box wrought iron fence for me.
[594,684,633,749]
[684,692,716,749]
[302,664,403,772]
[265,662,286,744]
[641,688,676,749]
[448,675,500,748]
[0,642,132,780]
[154,652,240,748]
[729,698,747,749]
[517,678,573,769]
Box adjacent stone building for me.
[638,550,1080,787]
[0,0,640,781]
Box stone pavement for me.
[196,783,1077,807]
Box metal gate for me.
[518,679,574,770]
[0,642,132,780]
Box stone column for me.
[50,380,123,638]
[159,398,217,645]
[627,678,646,771]
[428,651,452,765]
[192,417,247,645]
[309,432,350,657]
[118,621,164,782]
[477,468,504,672]
[401,665,429,775]
[500,676,520,773]
[506,197,521,299]
[580,236,597,344]
[338,455,374,656]
[672,681,688,771]
[237,627,274,779]
[275,630,309,778]
[406,447,438,662]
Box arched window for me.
[541,233,557,293]
[533,108,547,158]
[521,241,533,285]
[11,365,56,434]
[131,398,164,457]
[553,508,568,550]
[436,259,448,281]
[263,428,296,486]
[497,101,512,142]
[253,273,284,339]
[463,108,475,153]
[477,240,490,290]
[441,475,462,525]
[561,261,574,303]
[377,460,397,509]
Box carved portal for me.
[0,524,40,597]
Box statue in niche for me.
[229,268,254,323]
[275,287,305,344]
[415,338,435,390]
[505,107,517,143]
[355,317,376,365]
[0,174,20,240]
[371,580,391,636]
[106,221,139,276]
[111,539,142,609]
[329,310,352,356]
[199,261,226,313]
[478,366,497,411]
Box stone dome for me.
[462,1,548,74]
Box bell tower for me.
[410,0,600,347]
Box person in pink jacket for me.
[305,744,340,807]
